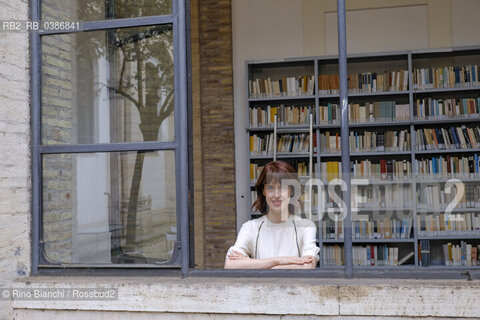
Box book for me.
[398,251,415,265]
[420,240,430,267]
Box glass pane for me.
[41,25,174,144]
[42,151,177,265]
[41,0,172,22]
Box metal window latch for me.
[461,271,472,281]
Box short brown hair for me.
[252,160,298,215]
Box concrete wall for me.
[233,0,480,228]
[0,0,31,319]
[11,277,480,319]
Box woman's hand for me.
[225,250,279,269]
[224,251,316,269]
[275,256,313,265]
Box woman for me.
[225,161,319,269]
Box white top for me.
[226,215,320,262]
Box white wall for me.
[451,0,480,47]
[233,0,480,227]
[324,5,428,55]
[232,0,304,230]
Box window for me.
[32,0,188,272]
[32,0,478,279]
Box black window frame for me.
[31,0,480,280]
[31,0,190,276]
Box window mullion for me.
[337,0,354,278]
[39,141,176,154]
[31,0,42,276]
[173,0,190,277]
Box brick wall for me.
[193,0,237,269]
[190,0,205,268]
[40,0,75,264]
[0,0,31,318]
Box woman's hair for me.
[252,160,298,215]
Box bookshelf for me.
[245,47,480,270]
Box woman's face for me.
[263,181,290,216]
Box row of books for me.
[250,133,316,156]
[250,156,477,181]
[320,130,411,153]
[322,244,344,266]
[249,101,410,127]
[249,105,315,127]
[349,101,409,123]
[354,184,412,209]
[276,134,311,153]
[320,161,343,182]
[318,74,340,95]
[416,184,480,210]
[322,219,344,240]
[249,99,479,127]
[349,130,411,152]
[442,242,479,266]
[319,102,410,125]
[413,98,480,119]
[250,133,274,155]
[417,213,480,237]
[318,70,410,94]
[249,155,479,182]
[351,159,412,181]
[348,70,409,93]
[412,65,479,90]
[415,126,480,151]
[322,162,412,184]
[248,76,315,98]
[320,132,341,153]
[249,64,479,97]
[319,103,341,124]
[353,245,401,266]
[352,218,413,240]
[415,155,480,178]
[264,159,412,182]
[250,159,412,183]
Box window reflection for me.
[42,151,177,264]
[41,26,174,145]
[42,0,172,22]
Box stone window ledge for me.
[11,276,480,318]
